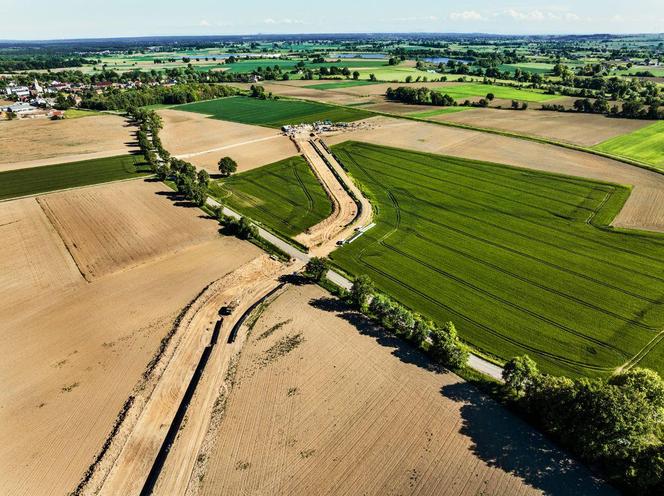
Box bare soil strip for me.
[96,256,294,496]
[293,138,355,249]
[326,116,664,233]
[196,284,615,496]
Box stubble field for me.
[434,107,652,146]
[196,284,614,496]
[0,179,260,496]
[157,108,298,173]
[0,114,136,171]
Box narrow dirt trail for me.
[93,255,297,496]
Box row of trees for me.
[81,83,240,110]
[503,356,664,494]
[303,260,469,371]
[386,86,456,107]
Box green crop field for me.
[354,66,435,82]
[593,121,664,169]
[328,141,664,378]
[209,155,332,238]
[175,96,372,127]
[0,155,149,201]
[308,80,381,90]
[437,83,558,102]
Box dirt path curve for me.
[293,137,357,250]
[95,255,296,496]
[294,135,373,256]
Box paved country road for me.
[206,182,505,382]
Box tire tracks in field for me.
[337,146,625,374]
[291,159,314,214]
[351,144,664,267]
[405,228,659,332]
[616,328,664,374]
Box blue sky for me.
[2,1,664,40]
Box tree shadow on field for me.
[308,296,438,373]
[154,190,216,219]
[441,382,616,496]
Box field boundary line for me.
[310,98,664,176]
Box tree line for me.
[81,83,240,111]
[502,356,664,495]
[304,260,468,370]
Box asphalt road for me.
[206,196,504,382]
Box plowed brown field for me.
[196,284,614,496]
[0,114,136,172]
[435,107,651,146]
[0,180,261,496]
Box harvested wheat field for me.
[435,107,652,146]
[0,114,136,172]
[326,116,664,233]
[196,284,614,496]
[37,179,221,280]
[158,108,297,173]
[0,180,261,496]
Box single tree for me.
[305,257,329,282]
[218,156,238,177]
[429,322,468,369]
[350,274,374,310]
[502,355,539,396]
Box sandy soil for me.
[296,137,373,256]
[0,181,261,496]
[326,116,664,233]
[37,180,220,281]
[97,256,289,496]
[293,138,357,250]
[436,108,651,146]
[158,109,298,173]
[195,284,614,496]
[0,114,136,171]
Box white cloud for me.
[199,19,210,27]
[449,11,486,22]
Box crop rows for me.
[211,155,332,238]
[175,96,372,128]
[330,141,664,377]
[0,155,148,201]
